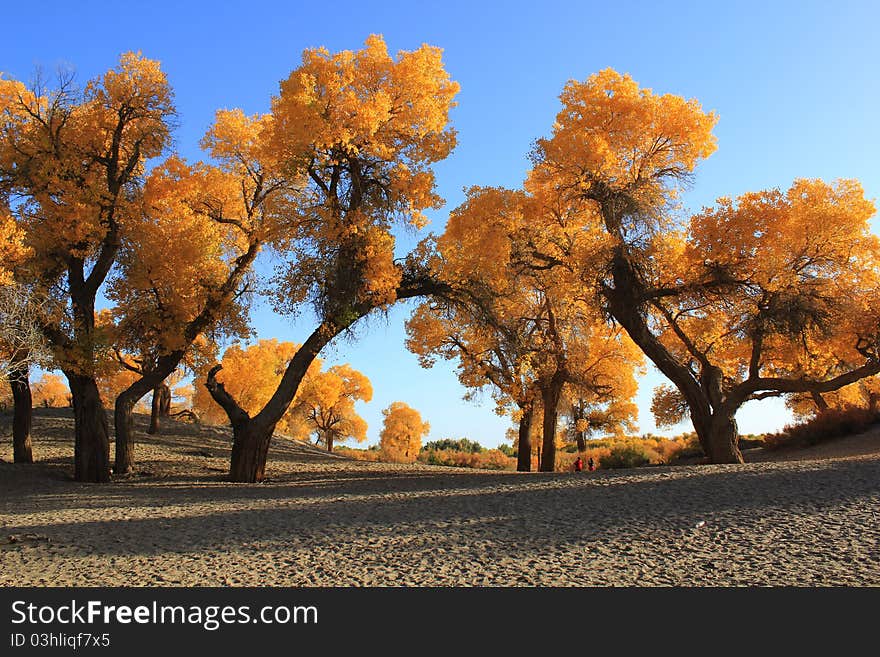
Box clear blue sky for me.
[4,1,879,447]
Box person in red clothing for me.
[573,456,583,472]
[587,457,595,472]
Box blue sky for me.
[4,1,879,447]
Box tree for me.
[379,401,430,463]
[32,373,71,408]
[530,69,880,463]
[192,339,321,435]
[289,364,372,452]
[408,186,643,471]
[104,134,282,474]
[205,35,458,481]
[0,54,175,481]
[1,282,51,463]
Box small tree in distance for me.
[379,402,430,463]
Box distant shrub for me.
[418,448,514,470]
[601,441,660,469]
[336,447,383,462]
[422,438,484,453]
[737,434,766,450]
[496,443,517,458]
[764,406,880,450]
[664,433,704,463]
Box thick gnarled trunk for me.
[230,422,274,483]
[67,373,111,483]
[516,403,533,472]
[700,412,743,464]
[9,363,33,464]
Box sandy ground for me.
[1,408,878,586]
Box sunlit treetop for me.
[267,34,460,315]
[1,52,175,267]
[663,178,880,379]
[529,67,718,237]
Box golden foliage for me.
[32,373,70,408]
[379,401,430,463]
[288,363,372,450]
[0,53,176,377]
[529,67,880,460]
[192,339,319,434]
[268,34,459,315]
[530,67,718,228]
[0,213,29,285]
[407,184,644,444]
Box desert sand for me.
[1,408,878,586]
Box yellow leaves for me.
[650,384,689,428]
[85,51,174,160]
[677,178,880,374]
[32,373,71,408]
[1,52,176,297]
[291,363,372,448]
[379,401,430,463]
[201,108,280,176]
[0,213,29,285]
[262,35,458,318]
[530,67,718,237]
[192,339,318,432]
[359,224,401,306]
[549,67,718,180]
[274,34,458,163]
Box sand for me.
[1,408,878,586]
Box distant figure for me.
[587,457,595,472]
[573,456,583,472]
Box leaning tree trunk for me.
[147,383,171,435]
[516,403,533,472]
[114,373,166,475]
[9,362,33,464]
[67,373,111,483]
[539,375,565,472]
[604,250,746,464]
[208,314,363,483]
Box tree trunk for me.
[114,391,136,476]
[327,433,334,453]
[516,404,533,472]
[209,319,354,482]
[147,383,171,435]
[210,273,445,482]
[67,373,111,483]
[539,375,564,472]
[230,421,274,483]
[114,376,162,475]
[9,363,33,464]
[700,412,743,464]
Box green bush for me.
[422,438,484,453]
[600,442,658,469]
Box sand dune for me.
[1,409,878,586]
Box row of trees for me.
[3,39,879,482]
[407,69,880,468]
